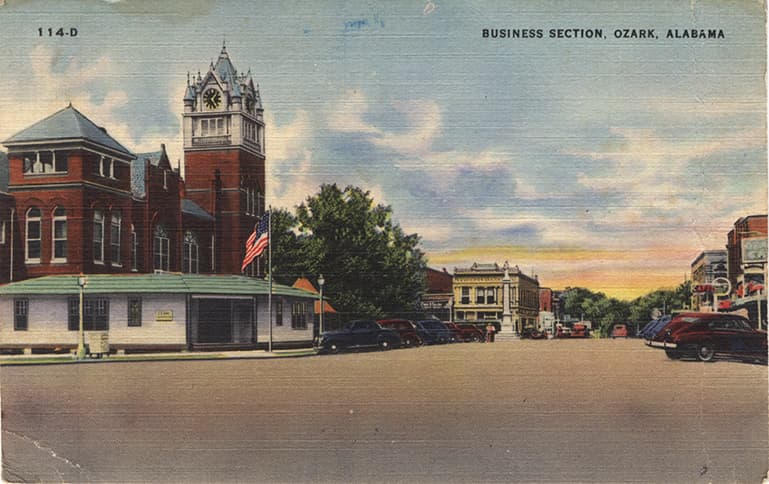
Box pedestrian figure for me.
[486,323,495,343]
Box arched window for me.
[111,211,122,266]
[52,207,67,262]
[183,231,199,274]
[93,209,104,263]
[153,225,170,272]
[25,207,41,263]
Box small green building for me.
[0,273,318,353]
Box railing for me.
[192,135,231,146]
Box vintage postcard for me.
[0,1,766,482]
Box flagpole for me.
[268,206,273,353]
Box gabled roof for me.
[292,277,337,313]
[0,273,318,299]
[131,145,174,198]
[182,199,214,221]
[3,105,134,157]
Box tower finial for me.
[222,35,226,51]
[187,71,190,85]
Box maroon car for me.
[445,322,484,342]
[376,319,423,347]
[647,312,767,363]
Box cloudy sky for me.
[0,0,765,299]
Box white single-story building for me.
[0,273,319,354]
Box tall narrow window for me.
[486,287,496,304]
[127,297,142,327]
[153,225,170,271]
[275,299,283,326]
[93,209,104,263]
[68,297,79,330]
[0,220,6,244]
[461,287,470,304]
[52,207,67,262]
[476,287,485,304]
[14,299,28,331]
[183,231,199,273]
[130,225,137,271]
[111,211,121,266]
[25,207,41,263]
[100,156,112,178]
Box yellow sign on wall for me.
[155,310,174,321]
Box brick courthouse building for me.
[0,46,317,352]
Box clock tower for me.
[183,44,265,275]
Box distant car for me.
[520,327,547,339]
[647,312,767,362]
[611,324,628,339]
[316,320,401,354]
[377,319,423,347]
[414,320,453,344]
[445,322,484,342]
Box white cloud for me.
[0,45,143,155]
[327,89,442,157]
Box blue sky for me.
[0,0,765,298]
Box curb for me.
[0,349,318,366]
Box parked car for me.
[316,320,401,354]
[414,320,453,344]
[520,326,547,339]
[647,312,767,362]
[377,319,423,347]
[445,322,484,342]
[611,324,628,339]
[639,315,672,340]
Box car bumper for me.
[647,340,678,349]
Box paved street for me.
[2,339,767,483]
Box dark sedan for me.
[377,319,423,347]
[445,322,485,342]
[414,320,453,344]
[316,320,402,354]
[647,312,767,363]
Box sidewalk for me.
[0,348,317,366]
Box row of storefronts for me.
[690,215,767,328]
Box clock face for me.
[203,88,222,109]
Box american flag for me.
[241,211,270,272]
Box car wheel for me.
[470,335,480,343]
[403,336,414,347]
[664,348,680,360]
[379,339,392,351]
[327,342,340,354]
[696,343,716,362]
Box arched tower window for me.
[52,207,67,262]
[183,231,199,274]
[25,207,41,263]
[153,225,170,272]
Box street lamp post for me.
[76,275,87,360]
[317,274,325,337]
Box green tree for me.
[274,184,427,319]
[267,208,307,286]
